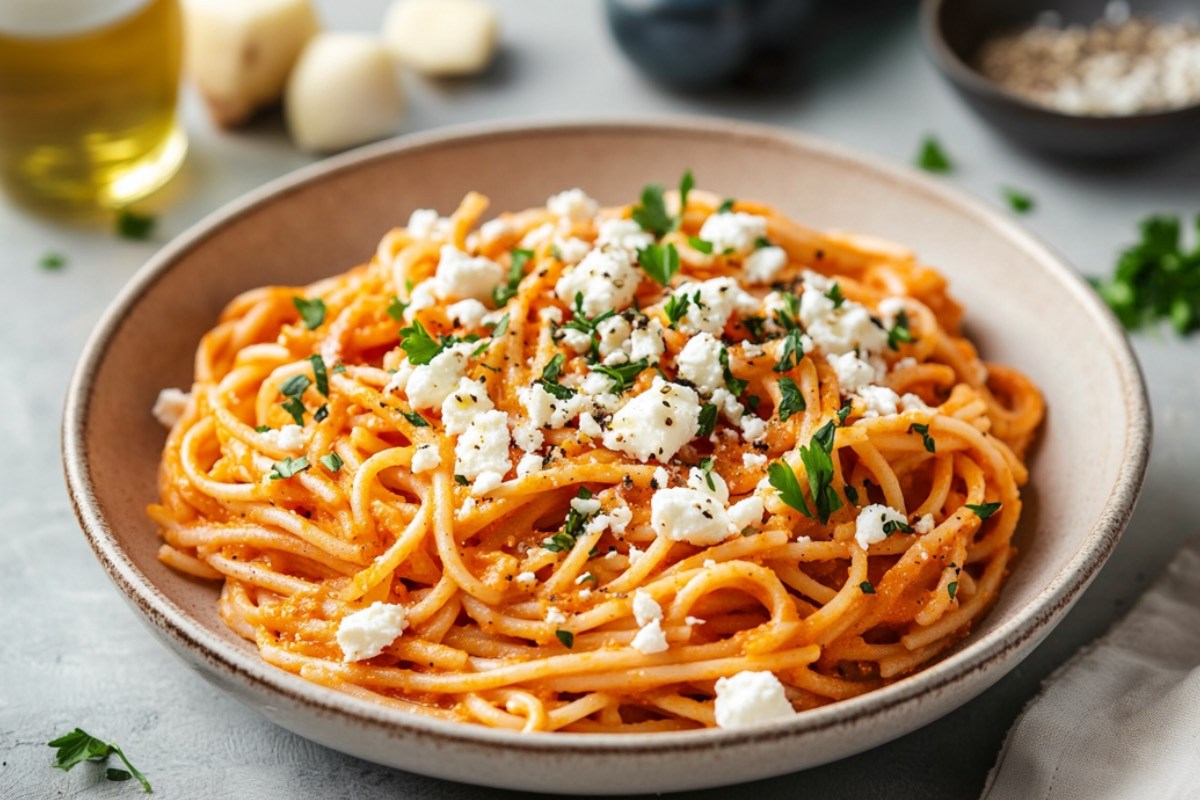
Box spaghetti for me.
[149,175,1043,732]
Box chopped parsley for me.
[555,629,575,648]
[493,248,533,306]
[331,364,347,374]
[397,319,443,365]
[777,377,805,421]
[637,242,681,286]
[773,329,808,373]
[543,487,596,553]
[454,474,470,486]
[401,409,429,427]
[688,236,713,254]
[696,402,718,437]
[836,401,852,426]
[490,312,510,337]
[592,358,649,393]
[916,135,954,174]
[771,291,801,330]
[887,309,915,350]
[313,404,328,422]
[292,296,326,330]
[719,348,748,396]
[537,353,575,400]
[947,581,959,600]
[115,208,156,240]
[697,455,717,491]
[1002,187,1035,214]
[309,354,329,396]
[269,456,309,480]
[632,169,694,238]
[664,292,691,329]
[40,252,66,271]
[255,425,272,433]
[882,518,914,535]
[561,295,617,361]
[825,283,845,308]
[909,422,936,452]
[320,452,343,472]
[767,420,842,524]
[280,374,311,425]
[844,484,860,505]
[741,316,767,343]
[859,580,876,595]
[966,501,1002,520]
[48,728,151,793]
[1092,214,1200,335]
[386,295,407,320]
[717,198,736,214]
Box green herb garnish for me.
[592,359,649,394]
[910,422,936,452]
[398,319,442,365]
[401,409,429,427]
[309,354,328,396]
[637,242,681,286]
[947,581,959,600]
[719,347,748,396]
[916,135,953,174]
[48,728,151,793]
[386,295,408,321]
[40,252,66,271]
[688,236,713,254]
[767,420,842,524]
[115,209,156,240]
[859,581,875,595]
[1002,187,1035,214]
[717,198,736,214]
[269,456,309,480]
[632,170,694,237]
[1092,215,1200,335]
[825,283,845,308]
[555,629,574,648]
[777,377,805,421]
[773,329,808,373]
[292,296,326,330]
[454,474,469,486]
[493,248,533,307]
[664,292,691,330]
[490,312,510,337]
[966,501,1002,520]
[543,487,595,553]
[887,309,915,350]
[696,403,718,437]
[320,452,343,472]
[882,518,914,535]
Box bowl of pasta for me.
[63,118,1149,794]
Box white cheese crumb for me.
[479,217,513,245]
[440,376,494,435]
[742,452,768,468]
[740,415,767,443]
[261,423,306,451]
[596,217,654,254]
[630,618,669,654]
[545,606,567,626]
[713,671,796,728]
[914,513,935,535]
[628,544,644,564]
[577,412,602,438]
[606,502,633,535]
[516,452,543,478]
[857,384,901,418]
[446,298,489,328]
[854,503,909,550]
[554,236,591,265]
[653,466,670,488]
[153,388,190,428]
[671,277,758,336]
[471,471,504,496]
[547,188,598,223]
[512,420,545,452]
[651,487,733,546]
[687,466,729,502]
[406,208,450,240]
[698,211,767,255]
[675,332,726,395]
[402,280,439,322]
[727,497,765,532]
[826,352,884,395]
[632,589,663,626]
[555,249,642,317]
[336,602,409,662]
[685,616,705,626]
[410,444,441,473]
[743,245,788,284]
[516,570,537,586]
[432,245,503,302]
[703,558,717,568]
[453,409,511,481]
[602,377,701,463]
[405,344,472,410]
[571,496,603,516]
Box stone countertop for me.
[3,1,1197,797]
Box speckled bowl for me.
[62,118,1150,795]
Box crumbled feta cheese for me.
[516,452,543,478]
[402,280,439,322]
[555,249,642,317]
[520,383,583,429]
[596,217,654,254]
[703,558,717,568]
[653,466,670,488]
[261,424,307,451]
[407,208,449,240]
[698,211,767,256]
[520,222,555,250]
[447,298,489,328]
[441,377,494,435]
[854,503,909,550]
[516,570,537,585]
[672,277,758,336]
[630,618,669,654]
[687,466,730,503]
[471,471,504,496]
[713,671,796,728]
[710,387,745,424]
[894,356,918,371]
[512,420,544,452]
[901,393,931,412]
[153,388,190,428]
[728,497,765,532]
[559,327,594,354]
[676,332,726,395]
[826,352,884,395]
[579,588,593,600]
[857,384,901,418]
[453,409,511,481]
[539,307,564,325]
[628,544,644,564]
[547,188,598,223]
[742,452,768,468]
[336,602,409,662]
[384,361,414,395]
[743,245,788,284]
[651,487,733,546]
[411,444,441,474]
[799,278,889,357]
[479,217,514,245]
[603,378,701,462]
[461,497,477,515]
[577,412,602,437]
[432,245,504,302]
[571,496,602,516]
[740,415,767,443]
[606,502,633,534]
[632,589,663,626]
[596,315,632,359]
[914,513,935,535]
[628,318,666,361]
[545,606,567,625]
[685,616,705,626]
[405,345,471,409]
[554,236,591,264]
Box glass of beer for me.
[0,0,186,213]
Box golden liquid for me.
[0,0,186,212]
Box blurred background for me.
[3,1,1200,797]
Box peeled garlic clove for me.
[383,0,499,77]
[285,33,405,153]
[183,0,320,128]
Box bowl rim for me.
[62,115,1151,756]
[919,0,1200,124]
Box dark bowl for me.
[921,0,1200,159]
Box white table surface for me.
[3,1,1197,797]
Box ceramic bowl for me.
[62,118,1150,794]
[922,0,1200,159]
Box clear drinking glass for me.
[0,0,186,213]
